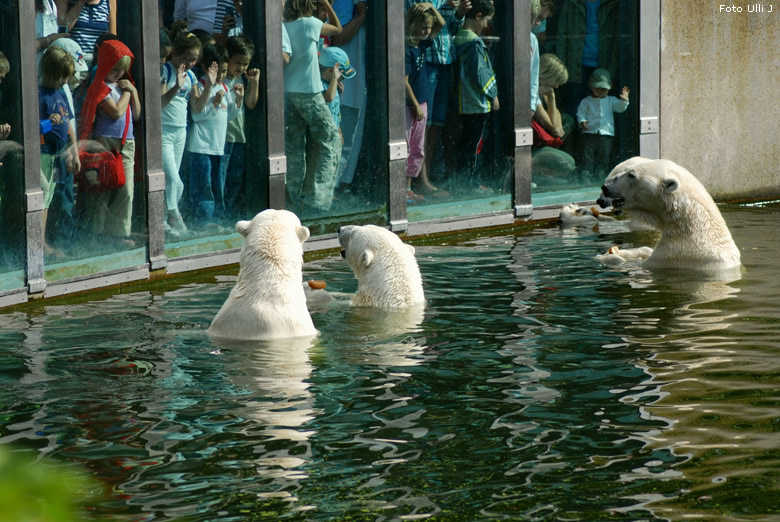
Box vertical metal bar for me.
[639,0,660,159]
[19,0,46,293]
[138,0,167,270]
[385,0,408,232]
[245,0,284,212]
[509,0,533,217]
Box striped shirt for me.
[213,0,242,36]
[69,0,111,58]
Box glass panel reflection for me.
[0,1,26,292]
[404,0,512,223]
[160,8,250,258]
[39,0,147,282]
[531,0,639,206]
[283,0,384,234]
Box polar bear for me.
[338,224,425,307]
[596,157,741,271]
[207,209,318,340]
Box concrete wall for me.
[660,2,780,200]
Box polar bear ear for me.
[359,249,374,268]
[296,225,310,243]
[236,220,251,236]
[662,177,679,193]
[406,244,416,255]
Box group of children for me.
[403,0,632,196]
[37,34,140,256]
[404,0,500,201]
[160,26,259,236]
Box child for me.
[185,44,244,223]
[576,68,629,181]
[222,34,259,216]
[319,45,356,144]
[47,38,89,245]
[79,39,141,245]
[159,27,171,64]
[38,46,80,257]
[283,0,342,216]
[405,3,444,202]
[454,0,499,188]
[160,31,201,235]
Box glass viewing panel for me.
[160,3,249,259]
[530,0,639,207]
[283,0,384,235]
[0,1,26,293]
[38,3,148,282]
[403,0,512,223]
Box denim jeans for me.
[188,152,224,221]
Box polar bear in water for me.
[596,157,740,272]
[208,209,318,340]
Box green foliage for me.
[0,446,102,522]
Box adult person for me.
[173,0,218,34]
[55,0,117,67]
[36,0,70,62]
[329,0,367,192]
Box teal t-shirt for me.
[283,17,324,94]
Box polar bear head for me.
[235,209,310,276]
[338,224,425,307]
[597,157,740,271]
[597,157,720,229]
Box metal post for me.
[382,0,408,232]
[19,0,46,293]
[245,0,285,212]
[120,0,167,270]
[505,0,533,217]
[639,0,660,159]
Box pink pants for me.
[405,102,428,178]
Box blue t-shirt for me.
[583,0,601,67]
[321,79,341,126]
[39,86,71,154]
[405,40,431,106]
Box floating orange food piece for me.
[590,207,600,217]
[607,246,620,255]
[307,280,327,290]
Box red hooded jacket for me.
[79,39,135,142]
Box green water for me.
[1,206,779,521]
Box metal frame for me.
[19,0,45,294]
[245,0,285,211]
[507,0,533,217]
[639,0,661,158]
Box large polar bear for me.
[338,224,425,307]
[596,157,741,271]
[207,209,318,340]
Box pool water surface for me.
[1,205,779,521]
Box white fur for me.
[597,157,741,271]
[338,225,425,307]
[207,209,318,340]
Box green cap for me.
[589,68,611,89]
